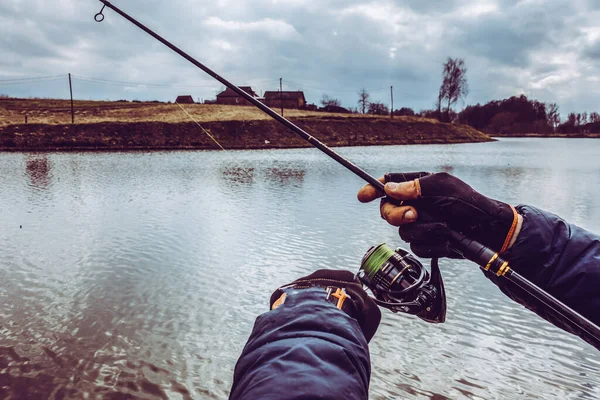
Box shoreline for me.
[491,133,600,139]
[0,118,492,152]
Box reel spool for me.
[357,243,447,323]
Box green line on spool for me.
[362,243,395,279]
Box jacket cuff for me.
[500,205,566,287]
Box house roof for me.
[216,86,257,98]
[264,91,306,102]
[175,95,194,101]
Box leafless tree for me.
[581,111,588,125]
[321,94,341,108]
[357,88,370,114]
[590,112,600,123]
[439,57,469,121]
[547,102,560,131]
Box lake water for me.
[1,138,599,399]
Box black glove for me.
[270,269,381,342]
[383,172,518,258]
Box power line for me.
[0,75,65,82]
[0,77,66,86]
[71,75,218,89]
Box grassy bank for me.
[0,98,492,151]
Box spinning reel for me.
[357,243,446,323]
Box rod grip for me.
[448,230,505,273]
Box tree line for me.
[458,96,600,134]
[319,57,599,135]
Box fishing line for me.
[362,243,396,279]
[175,101,225,151]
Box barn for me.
[216,86,258,105]
[263,91,306,109]
[175,95,195,104]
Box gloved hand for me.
[357,172,521,258]
[270,269,381,342]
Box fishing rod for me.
[94,1,600,348]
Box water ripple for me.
[1,139,599,398]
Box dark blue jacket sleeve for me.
[229,287,371,400]
[484,205,600,347]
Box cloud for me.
[203,17,301,40]
[0,0,598,115]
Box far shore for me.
[0,98,493,151]
[491,133,600,139]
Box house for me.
[263,91,306,109]
[216,86,258,105]
[175,95,195,104]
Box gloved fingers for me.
[409,242,453,258]
[409,242,464,259]
[383,180,422,202]
[357,176,386,203]
[357,172,431,203]
[398,222,450,242]
[400,222,455,258]
[382,172,431,202]
[379,200,418,226]
[417,172,475,197]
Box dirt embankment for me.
[0,117,492,151]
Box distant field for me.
[0,98,436,126]
[0,98,491,151]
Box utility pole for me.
[390,86,394,119]
[68,73,74,124]
[280,78,284,117]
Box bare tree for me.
[576,113,582,126]
[357,88,370,114]
[321,94,341,108]
[547,102,560,131]
[582,111,588,125]
[439,57,469,121]
[436,89,444,120]
[590,112,600,123]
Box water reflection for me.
[264,167,305,186]
[25,155,52,189]
[221,166,255,185]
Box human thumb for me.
[384,180,420,201]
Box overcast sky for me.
[1,0,599,116]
